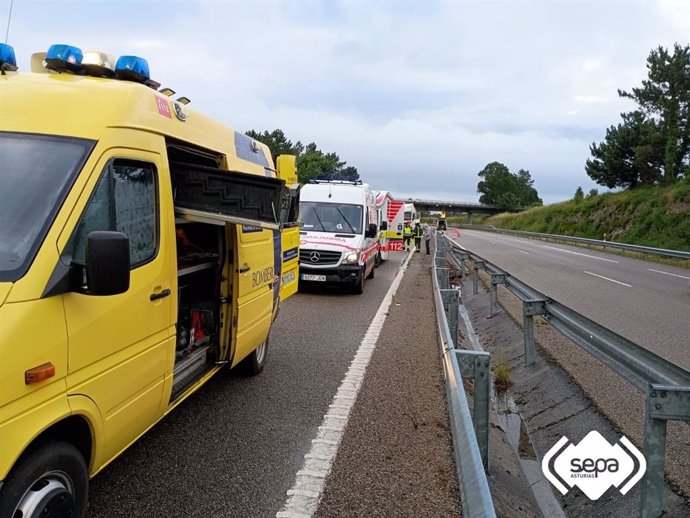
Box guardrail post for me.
[437,267,450,290]
[472,261,484,295]
[435,254,446,268]
[522,300,547,366]
[489,273,506,317]
[459,252,468,278]
[441,289,460,345]
[457,350,491,470]
[640,384,690,517]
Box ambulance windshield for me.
[0,132,94,282]
[299,202,363,234]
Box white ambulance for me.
[298,180,378,294]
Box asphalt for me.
[455,229,690,368]
[315,250,461,517]
[86,253,406,517]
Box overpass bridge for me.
[405,198,514,221]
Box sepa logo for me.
[542,431,646,500]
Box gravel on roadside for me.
[315,250,462,517]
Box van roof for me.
[300,182,372,205]
[0,72,273,175]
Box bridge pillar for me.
[467,211,473,224]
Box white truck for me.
[404,202,418,224]
[298,180,378,294]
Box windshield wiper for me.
[335,207,356,233]
[311,206,326,231]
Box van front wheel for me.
[353,269,365,294]
[0,440,88,518]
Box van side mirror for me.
[365,223,377,238]
[380,221,388,231]
[86,231,130,296]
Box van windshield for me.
[0,132,94,282]
[299,202,363,234]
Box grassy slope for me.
[481,182,690,252]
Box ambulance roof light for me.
[115,55,150,83]
[45,44,83,72]
[0,43,18,72]
[82,51,116,77]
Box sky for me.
[4,0,690,204]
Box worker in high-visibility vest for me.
[403,222,413,251]
[413,222,423,252]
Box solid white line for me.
[277,249,415,517]
[515,249,530,255]
[648,268,690,280]
[584,271,632,287]
[542,245,619,263]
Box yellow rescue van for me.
[0,43,299,517]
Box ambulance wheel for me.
[353,270,365,294]
[0,440,88,518]
[240,337,269,375]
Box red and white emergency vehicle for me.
[375,191,405,257]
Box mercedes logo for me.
[309,251,320,263]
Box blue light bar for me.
[0,43,17,71]
[115,55,150,83]
[45,44,83,72]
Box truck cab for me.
[298,180,378,294]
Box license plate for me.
[301,273,326,282]
[282,271,296,285]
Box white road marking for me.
[277,249,415,517]
[542,245,619,263]
[648,268,690,280]
[584,271,632,287]
[515,249,530,255]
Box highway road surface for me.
[86,254,407,518]
[451,228,690,369]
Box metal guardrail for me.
[443,235,690,518]
[458,225,690,260]
[431,237,496,518]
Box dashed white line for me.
[515,249,530,255]
[277,249,415,518]
[648,268,690,280]
[542,245,619,263]
[584,271,632,287]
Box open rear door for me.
[171,162,289,229]
[275,155,300,301]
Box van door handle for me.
[150,288,171,301]
[238,264,251,273]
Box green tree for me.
[585,111,663,189]
[587,188,599,198]
[477,162,542,210]
[573,186,584,203]
[619,44,690,184]
[246,130,359,184]
[296,143,359,183]
[245,129,304,160]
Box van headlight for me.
[343,251,359,264]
